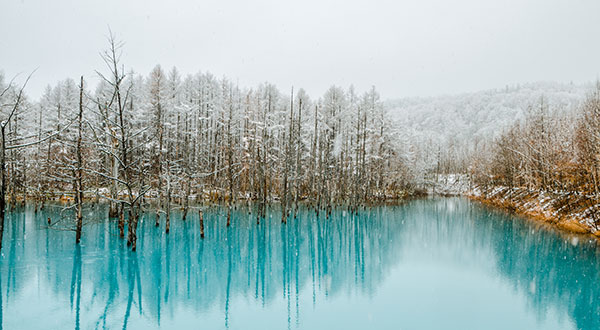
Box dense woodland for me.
[470,83,600,223]
[388,82,600,201]
[0,35,413,249]
[387,82,589,176]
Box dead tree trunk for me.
[281,88,294,224]
[226,90,234,227]
[293,97,302,218]
[0,126,5,250]
[165,173,171,234]
[0,74,32,250]
[118,202,125,238]
[199,209,205,238]
[75,76,84,244]
[182,179,190,220]
[109,151,119,218]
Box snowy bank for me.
[425,174,471,196]
[469,186,600,237]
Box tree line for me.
[0,34,414,249]
[470,83,600,221]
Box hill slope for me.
[385,82,593,184]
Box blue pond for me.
[0,198,599,329]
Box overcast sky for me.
[1,0,600,100]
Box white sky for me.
[1,0,600,100]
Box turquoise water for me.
[0,198,599,330]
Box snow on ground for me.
[426,174,471,196]
[469,185,600,235]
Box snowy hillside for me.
[385,82,594,175]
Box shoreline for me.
[468,186,600,239]
[5,194,417,209]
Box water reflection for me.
[0,198,598,329]
[399,198,600,330]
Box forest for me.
[1,34,600,251]
[471,85,600,191]
[386,82,589,175]
[469,84,600,231]
[0,35,413,250]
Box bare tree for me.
[0,72,69,249]
[91,32,149,251]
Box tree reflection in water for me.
[0,199,598,329]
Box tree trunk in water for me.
[166,208,170,233]
[127,208,134,247]
[281,87,293,224]
[165,185,170,234]
[293,98,302,218]
[262,150,267,219]
[109,200,118,217]
[199,209,205,238]
[0,127,5,250]
[109,151,119,218]
[130,210,139,251]
[256,203,260,225]
[75,76,84,245]
[118,202,125,238]
[126,208,139,251]
[226,95,234,228]
[75,205,83,244]
[182,180,190,221]
[227,205,231,227]
[281,175,288,224]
